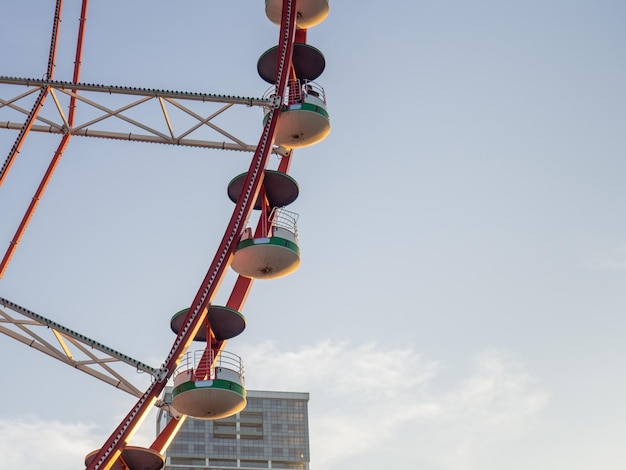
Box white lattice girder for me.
[0,296,158,398]
[0,76,289,155]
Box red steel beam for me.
[86,2,299,468]
[150,414,187,456]
[0,0,63,189]
[0,135,70,279]
[0,0,90,280]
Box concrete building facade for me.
[158,389,310,470]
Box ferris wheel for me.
[0,1,330,469]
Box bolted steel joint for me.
[154,367,169,383]
[269,94,283,109]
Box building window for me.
[239,460,268,468]
[170,456,206,466]
[213,422,237,439]
[271,462,305,469]
[209,458,237,467]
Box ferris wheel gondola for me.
[0,1,332,469]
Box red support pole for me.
[68,0,89,123]
[0,0,90,280]
[0,136,70,279]
[277,149,293,174]
[261,186,269,237]
[0,91,48,189]
[0,0,64,189]
[150,414,187,455]
[226,276,255,312]
[295,28,307,44]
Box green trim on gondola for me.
[172,378,246,398]
[263,102,330,124]
[288,102,330,119]
[236,236,300,255]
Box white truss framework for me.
[0,296,159,398]
[0,76,289,155]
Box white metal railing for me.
[270,207,299,241]
[263,79,327,107]
[301,79,327,104]
[174,349,244,382]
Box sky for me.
[1,1,626,469]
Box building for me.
[158,388,310,470]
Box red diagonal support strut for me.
[0,0,90,280]
[0,0,64,189]
[0,0,63,189]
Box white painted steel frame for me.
[0,76,289,155]
[0,296,158,398]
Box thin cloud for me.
[582,243,626,270]
[241,342,549,470]
[0,418,101,470]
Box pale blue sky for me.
[1,1,626,469]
